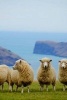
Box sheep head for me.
[13,59,23,71]
[59,59,67,69]
[39,57,52,69]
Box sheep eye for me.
[59,61,61,63]
[42,62,44,64]
[48,61,50,64]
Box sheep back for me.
[0,65,10,85]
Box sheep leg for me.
[52,82,56,91]
[9,85,13,92]
[16,86,18,91]
[63,85,65,91]
[27,86,30,93]
[2,84,4,91]
[40,85,44,91]
[12,85,13,91]
[8,82,13,92]
[52,84,56,91]
[21,85,24,93]
[53,86,55,91]
[53,85,56,91]
[46,85,48,91]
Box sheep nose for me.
[45,65,47,67]
[61,63,65,68]
[45,66,47,69]
[44,62,48,68]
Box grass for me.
[0,81,67,100]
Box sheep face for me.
[13,59,22,71]
[39,58,52,69]
[59,60,67,69]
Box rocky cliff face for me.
[33,41,67,57]
[0,46,22,66]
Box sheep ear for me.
[20,60,22,64]
[39,60,42,63]
[29,63,31,65]
[59,60,61,63]
[50,59,52,62]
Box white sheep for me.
[13,59,34,93]
[37,57,56,91]
[58,59,67,91]
[0,65,11,91]
[9,69,20,92]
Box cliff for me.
[0,46,22,66]
[33,41,67,57]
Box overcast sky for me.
[0,0,67,33]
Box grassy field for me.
[0,81,67,100]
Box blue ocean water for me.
[0,31,66,79]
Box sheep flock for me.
[0,58,67,93]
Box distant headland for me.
[33,41,67,58]
[0,46,22,66]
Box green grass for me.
[0,81,67,100]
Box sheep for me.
[58,59,67,91]
[13,59,34,93]
[0,65,11,91]
[9,69,20,92]
[37,57,56,91]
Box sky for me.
[0,0,67,33]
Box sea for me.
[0,31,67,79]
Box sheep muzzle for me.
[43,62,48,68]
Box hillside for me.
[0,46,22,66]
[33,41,67,57]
